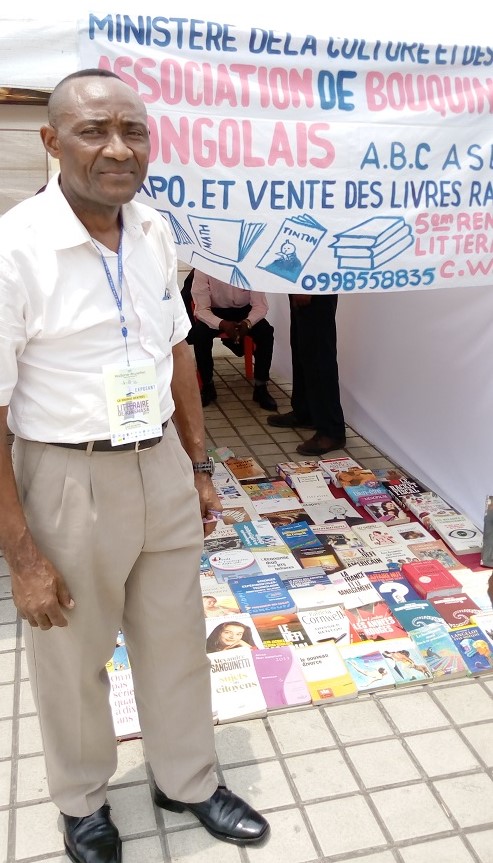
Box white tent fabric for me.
[0,1,491,525]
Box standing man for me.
[0,70,268,863]
[191,269,278,410]
[268,295,346,455]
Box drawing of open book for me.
[157,210,193,245]
[257,215,327,284]
[190,253,250,289]
[188,216,266,262]
[330,216,414,270]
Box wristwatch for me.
[192,456,215,476]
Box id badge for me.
[102,359,162,446]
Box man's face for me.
[42,76,150,211]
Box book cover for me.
[318,456,362,487]
[188,215,266,262]
[406,493,458,529]
[331,566,385,610]
[292,545,342,575]
[448,626,493,674]
[368,572,422,609]
[344,482,390,506]
[392,598,444,634]
[225,456,267,481]
[233,519,283,549]
[410,622,468,680]
[334,466,377,489]
[481,495,493,566]
[258,213,327,284]
[242,479,299,515]
[208,548,261,583]
[264,507,312,528]
[280,567,343,609]
[275,521,324,551]
[252,647,311,709]
[338,642,396,692]
[296,605,359,645]
[430,593,482,628]
[200,574,240,618]
[203,529,243,557]
[401,559,462,598]
[369,545,420,569]
[205,613,264,653]
[382,477,428,505]
[312,521,365,549]
[253,612,313,649]
[209,647,267,723]
[212,464,249,506]
[333,546,385,574]
[379,637,433,685]
[345,601,407,642]
[276,461,323,482]
[106,633,141,740]
[253,547,301,574]
[392,522,435,544]
[289,472,334,504]
[303,499,366,526]
[295,643,357,703]
[352,523,406,549]
[227,572,296,616]
[406,540,464,572]
[428,512,483,555]
[358,493,410,525]
[217,505,256,525]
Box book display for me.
[108,451,492,731]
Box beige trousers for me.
[14,424,217,816]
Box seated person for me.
[181,267,195,344]
[191,269,278,410]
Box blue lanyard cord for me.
[92,230,130,365]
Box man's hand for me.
[194,473,223,537]
[237,320,251,339]
[219,320,240,341]
[291,295,312,308]
[9,542,74,630]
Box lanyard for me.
[92,230,130,365]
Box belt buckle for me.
[135,440,153,452]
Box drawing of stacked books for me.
[330,216,414,270]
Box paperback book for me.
[275,521,324,551]
[252,647,311,709]
[264,507,312,527]
[379,637,433,685]
[427,512,483,555]
[276,461,324,483]
[200,575,240,617]
[289,472,335,504]
[345,601,407,642]
[448,626,493,674]
[430,593,482,628]
[242,479,300,514]
[225,456,267,481]
[227,572,296,616]
[233,519,282,549]
[357,493,410,525]
[381,477,428,506]
[295,643,357,703]
[303,499,366,526]
[405,493,458,528]
[406,540,464,572]
[107,633,141,740]
[209,647,268,723]
[280,568,343,609]
[344,482,394,506]
[392,598,444,634]
[296,605,359,645]
[332,565,384,609]
[334,546,385,573]
[205,613,264,653]
[208,548,261,583]
[339,642,396,692]
[318,456,362,487]
[410,621,468,680]
[253,547,301,574]
[368,572,422,609]
[292,545,342,575]
[253,612,313,649]
[401,559,463,598]
[313,522,365,549]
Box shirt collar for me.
[42,172,152,251]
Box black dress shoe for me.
[153,784,269,845]
[63,803,122,863]
[201,381,217,407]
[267,410,314,429]
[253,384,277,411]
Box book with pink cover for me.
[252,647,311,709]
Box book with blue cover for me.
[233,519,283,549]
[410,621,468,679]
[448,626,493,674]
[393,598,443,633]
[275,521,324,551]
[227,572,296,616]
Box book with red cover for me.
[345,601,407,641]
[401,559,462,599]
[430,593,482,628]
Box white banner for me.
[79,13,493,294]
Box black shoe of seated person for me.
[252,384,277,411]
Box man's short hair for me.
[48,68,122,126]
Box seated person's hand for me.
[219,320,240,341]
[237,320,251,339]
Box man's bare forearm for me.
[0,407,32,563]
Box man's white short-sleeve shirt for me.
[0,175,190,442]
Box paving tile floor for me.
[1,346,493,862]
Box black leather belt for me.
[47,421,168,453]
